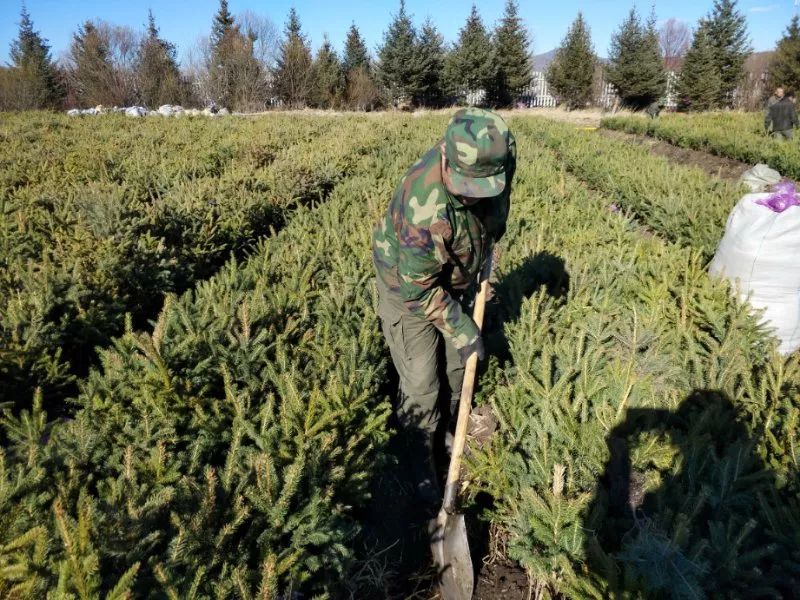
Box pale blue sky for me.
[1,0,796,66]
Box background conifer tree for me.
[606,7,666,109]
[69,21,117,106]
[8,5,62,109]
[206,0,265,109]
[136,10,183,107]
[444,4,494,104]
[377,0,422,107]
[210,0,235,48]
[274,8,313,108]
[547,13,596,110]
[342,23,370,74]
[768,16,800,95]
[488,0,532,107]
[705,0,751,107]
[415,18,446,107]
[677,21,722,111]
[309,35,343,109]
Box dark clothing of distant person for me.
[765,97,799,140]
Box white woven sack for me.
[709,193,800,355]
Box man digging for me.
[372,108,516,514]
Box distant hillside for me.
[532,50,557,71]
[532,49,608,72]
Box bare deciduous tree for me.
[238,10,279,69]
[659,18,691,71]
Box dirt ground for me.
[598,128,752,182]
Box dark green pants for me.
[376,276,465,501]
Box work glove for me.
[458,336,485,365]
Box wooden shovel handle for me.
[442,257,491,513]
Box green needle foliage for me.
[488,0,532,108]
[444,4,495,102]
[547,13,597,110]
[470,117,800,598]
[7,6,63,110]
[0,114,388,412]
[705,0,751,108]
[0,114,450,598]
[2,112,799,599]
[676,22,723,111]
[602,112,800,179]
[377,0,421,107]
[606,7,666,110]
[769,15,800,95]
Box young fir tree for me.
[8,5,62,109]
[705,0,751,107]
[342,23,370,74]
[377,0,421,107]
[768,16,800,95]
[444,4,494,103]
[606,8,666,109]
[207,0,247,108]
[136,10,183,107]
[676,21,722,111]
[547,13,596,110]
[488,0,532,107]
[415,18,446,107]
[70,21,116,107]
[274,8,313,108]
[210,0,235,48]
[309,35,343,109]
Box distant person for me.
[765,90,799,140]
[766,87,785,110]
[646,100,665,119]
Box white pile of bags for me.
[710,165,800,355]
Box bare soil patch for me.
[473,558,530,599]
[598,128,751,182]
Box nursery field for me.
[1,112,799,599]
[602,112,800,181]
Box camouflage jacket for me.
[372,136,516,349]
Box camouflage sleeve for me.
[397,217,480,350]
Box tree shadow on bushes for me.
[351,251,571,599]
[485,251,570,364]
[585,390,800,599]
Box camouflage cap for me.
[443,107,511,199]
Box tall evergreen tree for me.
[9,5,63,109]
[69,20,116,106]
[210,0,235,48]
[606,7,666,109]
[377,0,422,106]
[705,0,750,107]
[274,8,313,108]
[676,21,722,111]
[768,16,800,95]
[206,1,265,110]
[342,23,370,74]
[488,0,532,107]
[309,35,343,109]
[444,4,494,103]
[136,10,183,107]
[547,13,597,110]
[415,18,446,107]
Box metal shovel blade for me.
[430,508,474,600]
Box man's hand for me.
[458,336,485,365]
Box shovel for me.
[430,257,492,600]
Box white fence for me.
[518,72,557,108]
[461,70,680,110]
